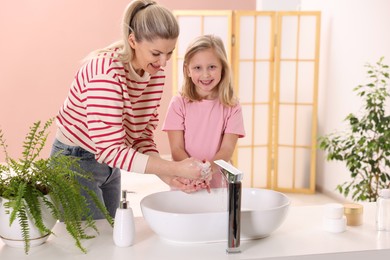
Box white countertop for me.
[1,203,390,260]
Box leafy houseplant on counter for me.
[0,118,113,254]
[319,57,390,202]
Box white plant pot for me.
[0,196,57,248]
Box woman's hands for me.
[175,157,204,179]
[172,159,212,193]
[157,158,212,193]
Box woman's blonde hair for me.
[181,35,237,106]
[86,0,179,62]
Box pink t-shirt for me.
[162,95,245,163]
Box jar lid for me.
[344,203,363,214]
[324,203,344,219]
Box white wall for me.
[298,0,390,200]
[257,0,390,200]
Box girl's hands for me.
[157,158,212,193]
[175,157,204,179]
[173,160,212,193]
[157,174,210,193]
[173,176,211,193]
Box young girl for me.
[163,35,245,190]
[51,0,205,219]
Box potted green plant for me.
[318,57,390,202]
[0,118,113,254]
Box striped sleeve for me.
[56,55,164,173]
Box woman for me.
[51,0,205,219]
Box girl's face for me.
[129,35,177,76]
[186,48,222,99]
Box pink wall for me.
[0,0,255,161]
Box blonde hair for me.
[181,35,237,106]
[85,0,179,62]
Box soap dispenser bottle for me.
[113,190,135,247]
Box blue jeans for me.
[50,139,121,219]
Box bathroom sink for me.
[140,188,290,243]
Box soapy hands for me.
[155,158,212,193]
[172,157,204,179]
[173,160,212,193]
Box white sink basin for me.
[140,188,290,243]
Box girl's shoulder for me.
[219,95,242,108]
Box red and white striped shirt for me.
[56,50,164,173]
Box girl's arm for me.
[211,133,239,172]
[165,130,208,192]
[167,130,189,161]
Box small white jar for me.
[323,203,346,233]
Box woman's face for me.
[186,48,222,99]
[129,34,177,76]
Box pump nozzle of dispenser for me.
[120,190,131,209]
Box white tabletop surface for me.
[1,203,390,260]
